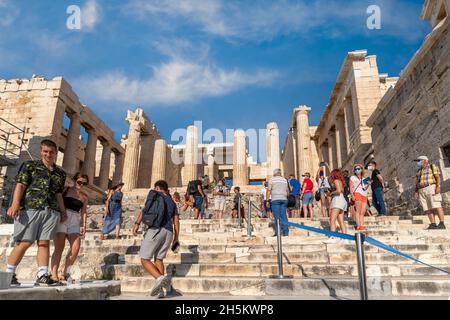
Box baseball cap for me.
[415,156,429,161]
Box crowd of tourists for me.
[2,138,447,298]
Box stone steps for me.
[106,263,450,279]
[119,276,450,297]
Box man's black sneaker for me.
[11,274,21,287]
[437,222,446,230]
[35,274,58,287]
[426,223,438,230]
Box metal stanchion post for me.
[247,198,252,238]
[269,218,292,279]
[355,232,369,300]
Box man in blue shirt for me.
[132,180,180,298]
[289,174,301,218]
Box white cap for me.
[416,156,429,161]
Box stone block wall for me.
[368,20,450,214]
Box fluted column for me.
[233,129,248,186]
[98,140,112,190]
[151,139,167,187]
[295,106,312,177]
[266,122,281,180]
[112,151,124,186]
[336,115,347,168]
[321,143,329,165]
[137,134,155,188]
[207,147,216,179]
[82,128,98,185]
[328,131,337,170]
[122,123,141,191]
[183,125,199,185]
[62,112,81,175]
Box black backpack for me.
[142,191,167,228]
[187,180,198,195]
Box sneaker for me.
[323,237,337,244]
[437,222,446,230]
[35,274,58,287]
[150,276,170,297]
[10,273,21,287]
[427,223,438,230]
[356,226,367,231]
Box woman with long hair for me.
[323,169,348,244]
[50,173,89,283]
[350,164,370,231]
[101,182,124,240]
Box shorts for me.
[263,200,272,213]
[319,188,330,196]
[302,193,314,205]
[418,184,442,212]
[331,194,348,211]
[13,208,60,243]
[194,196,204,210]
[214,196,226,211]
[56,209,81,235]
[140,228,174,261]
[353,193,368,203]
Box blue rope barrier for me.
[282,221,450,276]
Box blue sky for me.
[0,0,430,162]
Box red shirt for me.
[302,178,314,194]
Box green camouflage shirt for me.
[16,160,67,211]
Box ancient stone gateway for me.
[0,76,125,203]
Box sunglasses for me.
[76,180,88,186]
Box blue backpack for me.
[142,191,167,228]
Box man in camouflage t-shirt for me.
[5,140,67,287]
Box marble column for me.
[151,139,167,187]
[98,140,112,190]
[344,98,356,154]
[336,115,347,168]
[184,125,199,185]
[233,129,248,186]
[207,147,216,180]
[321,143,329,165]
[82,128,98,185]
[266,122,281,180]
[122,122,141,191]
[295,106,312,177]
[62,112,81,175]
[329,131,338,169]
[137,134,155,189]
[112,151,125,186]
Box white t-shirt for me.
[350,176,368,197]
[268,176,289,201]
[318,177,331,189]
[261,187,271,201]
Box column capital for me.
[294,105,312,116]
[100,139,111,147]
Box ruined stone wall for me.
[369,19,450,214]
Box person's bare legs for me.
[302,205,308,219]
[154,259,165,276]
[329,208,339,232]
[115,224,121,239]
[426,210,436,225]
[435,208,445,223]
[62,234,81,278]
[359,201,367,228]
[36,240,51,276]
[7,241,33,266]
[337,211,347,234]
[320,195,327,217]
[354,202,361,228]
[141,258,163,279]
[51,233,67,280]
[308,204,313,220]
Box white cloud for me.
[123,0,428,42]
[82,0,101,31]
[0,0,19,27]
[75,57,279,107]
